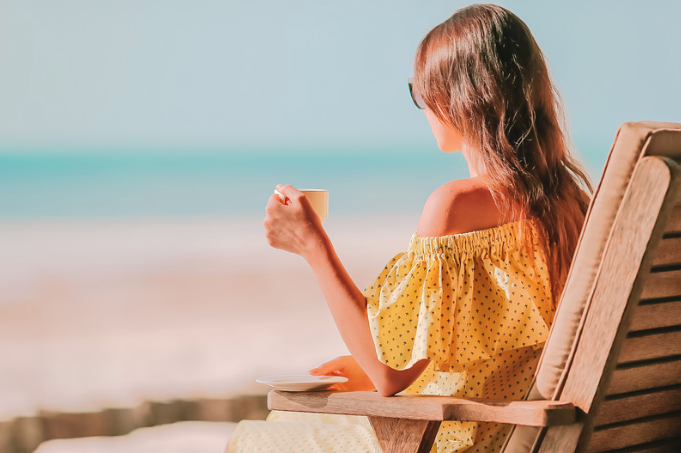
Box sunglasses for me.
[408,77,425,109]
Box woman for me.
[229,4,591,452]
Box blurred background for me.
[1,0,680,451]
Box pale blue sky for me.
[0,0,679,163]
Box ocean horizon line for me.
[0,148,464,220]
[0,146,606,220]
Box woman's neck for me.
[461,143,484,178]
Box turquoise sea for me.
[0,147,473,220]
[0,144,605,220]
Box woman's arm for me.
[264,185,429,396]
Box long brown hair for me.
[413,4,592,304]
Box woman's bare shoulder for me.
[416,178,509,237]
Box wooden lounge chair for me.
[268,121,681,452]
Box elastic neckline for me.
[408,220,531,257]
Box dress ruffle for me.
[364,221,554,372]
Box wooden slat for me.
[652,237,681,266]
[594,386,681,426]
[666,201,681,233]
[608,359,681,395]
[587,412,681,452]
[537,423,584,453]
[618,330,681,363]
[641,269,681,300]
[587,439,681,453]
[623,439,681,453]
[630,300,681,331]
[267,391,576,427]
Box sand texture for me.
[0,214,416,451]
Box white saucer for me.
[256,375,348,392]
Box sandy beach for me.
[0,213,418,449]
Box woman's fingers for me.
[275,184,302,200]
[309,356,348,376]
[263,185,308,253]
[272,189,289,205]
[264,193,286,221]
[309,356,376,392]
[274,185,299,206]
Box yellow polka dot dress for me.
[229,221,555,453]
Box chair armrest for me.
[268,390,576,427]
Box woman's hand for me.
[309,355,376,392]
[263,184,327,260]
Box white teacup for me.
[274,188,328,221]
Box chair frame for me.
[269,124,681,453]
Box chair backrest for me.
[540,155,680,452]
[505,122,681,452]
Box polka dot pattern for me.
[365,221,553,374]
[229,221,555,453]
